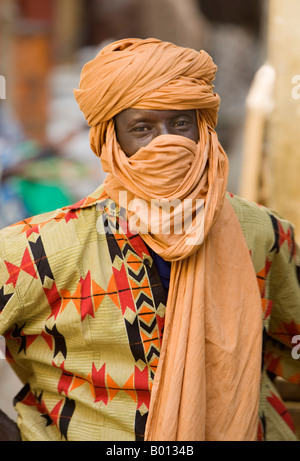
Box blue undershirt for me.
[147,246,171,296]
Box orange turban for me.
[74,37,220,156]
[73,38,262,442]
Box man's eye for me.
[174,120,188,127]
[132,126,150,132]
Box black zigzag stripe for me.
[125,317,146,363]
[269,214,280,254]
[289,226,296,263]
[296,265,300,285]
[136,292,154,310]
[45,324,67,359]
[29,236,54,284]
[139,317,157,335]
[269,214,296,261]
[144,264,167,309]
[59,397,76,441]
[13,383,31,405]
[146,344,160,362]
[128,266,146,283]
[135,409,148,441]
[0,287,13,312]
[106,226,124,262]
[122,242,139,259]
[41,413,53,427]
[12,323,27,354]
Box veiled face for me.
[114,109,199,157]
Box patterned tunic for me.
[0,185,299,441]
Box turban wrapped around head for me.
[73,37,221,156]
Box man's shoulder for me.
[0,208,64,239]
[226,192,293,230]
[226,192,272,226]
[0,185,107,255]
[226,192,296,258]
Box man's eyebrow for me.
[126,117,152,127]
[131,113,193,122]
[172,114,194,119]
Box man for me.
[0,38,299,441]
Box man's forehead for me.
[115,108,197,124]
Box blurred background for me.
[0,0,300,431]
[0,0,268,229]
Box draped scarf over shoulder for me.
[74,38,262,441]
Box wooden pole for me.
[266,0,300,242]
[52,0,85,63]
[239,64,275,203]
